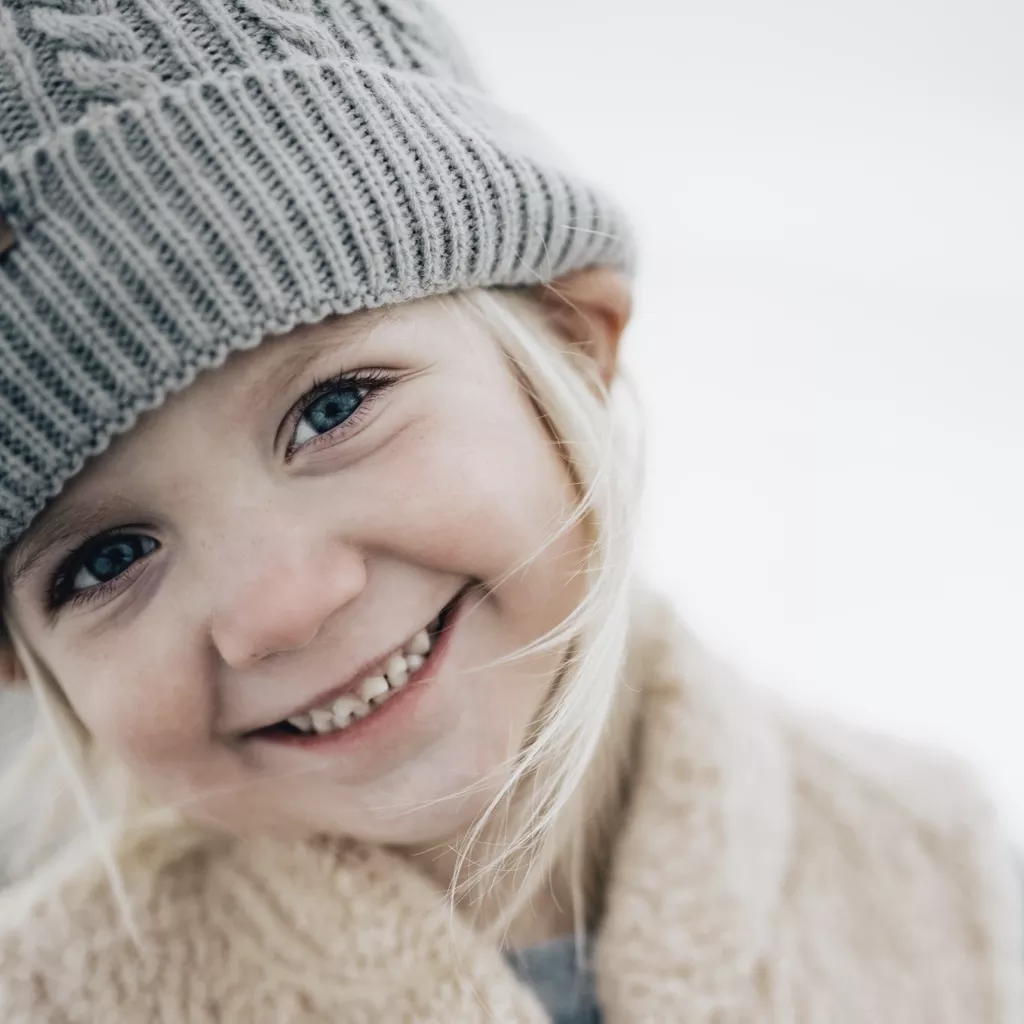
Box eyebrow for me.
[6,308,400,594]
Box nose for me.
[210,528,366,669]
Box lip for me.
[246,585,472,746]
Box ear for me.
[529,266,633,388]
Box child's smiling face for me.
[1,289,604,848]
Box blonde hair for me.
[0,283,645,944]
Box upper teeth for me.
[286,627,436,735]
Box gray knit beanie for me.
[0,0,634,560]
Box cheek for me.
[365,387,580,596]
[50,642,214,767]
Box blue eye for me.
[52,534,158,608]
[289,369,399,453]
[293,385,366,446]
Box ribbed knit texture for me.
[0,592,1022,1022]
[0,0,635,556]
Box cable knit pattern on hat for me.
[0,592,1021,1022]
[0,0,634,557]
[30,1,160,105]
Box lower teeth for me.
[276,595,460,737]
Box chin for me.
[350,789,500,849]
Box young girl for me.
[0,2,1019,1021]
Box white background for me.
[436,0,1024,837]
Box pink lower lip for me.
[251,587,471,752]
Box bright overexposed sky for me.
[436,0,1024,837]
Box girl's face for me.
[2,293,592,848]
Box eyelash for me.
[48,540,149,610]
[49,536,149,612]
[283,367,398,459]
[47,367,401,612]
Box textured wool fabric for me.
[0,591,1021,1023]
[0,0,634,557]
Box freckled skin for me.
[3,294,589,850]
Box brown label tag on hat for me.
[0,214,15,255]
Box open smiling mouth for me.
[250,588,467,742]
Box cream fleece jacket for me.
[0,592,1021,1022]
